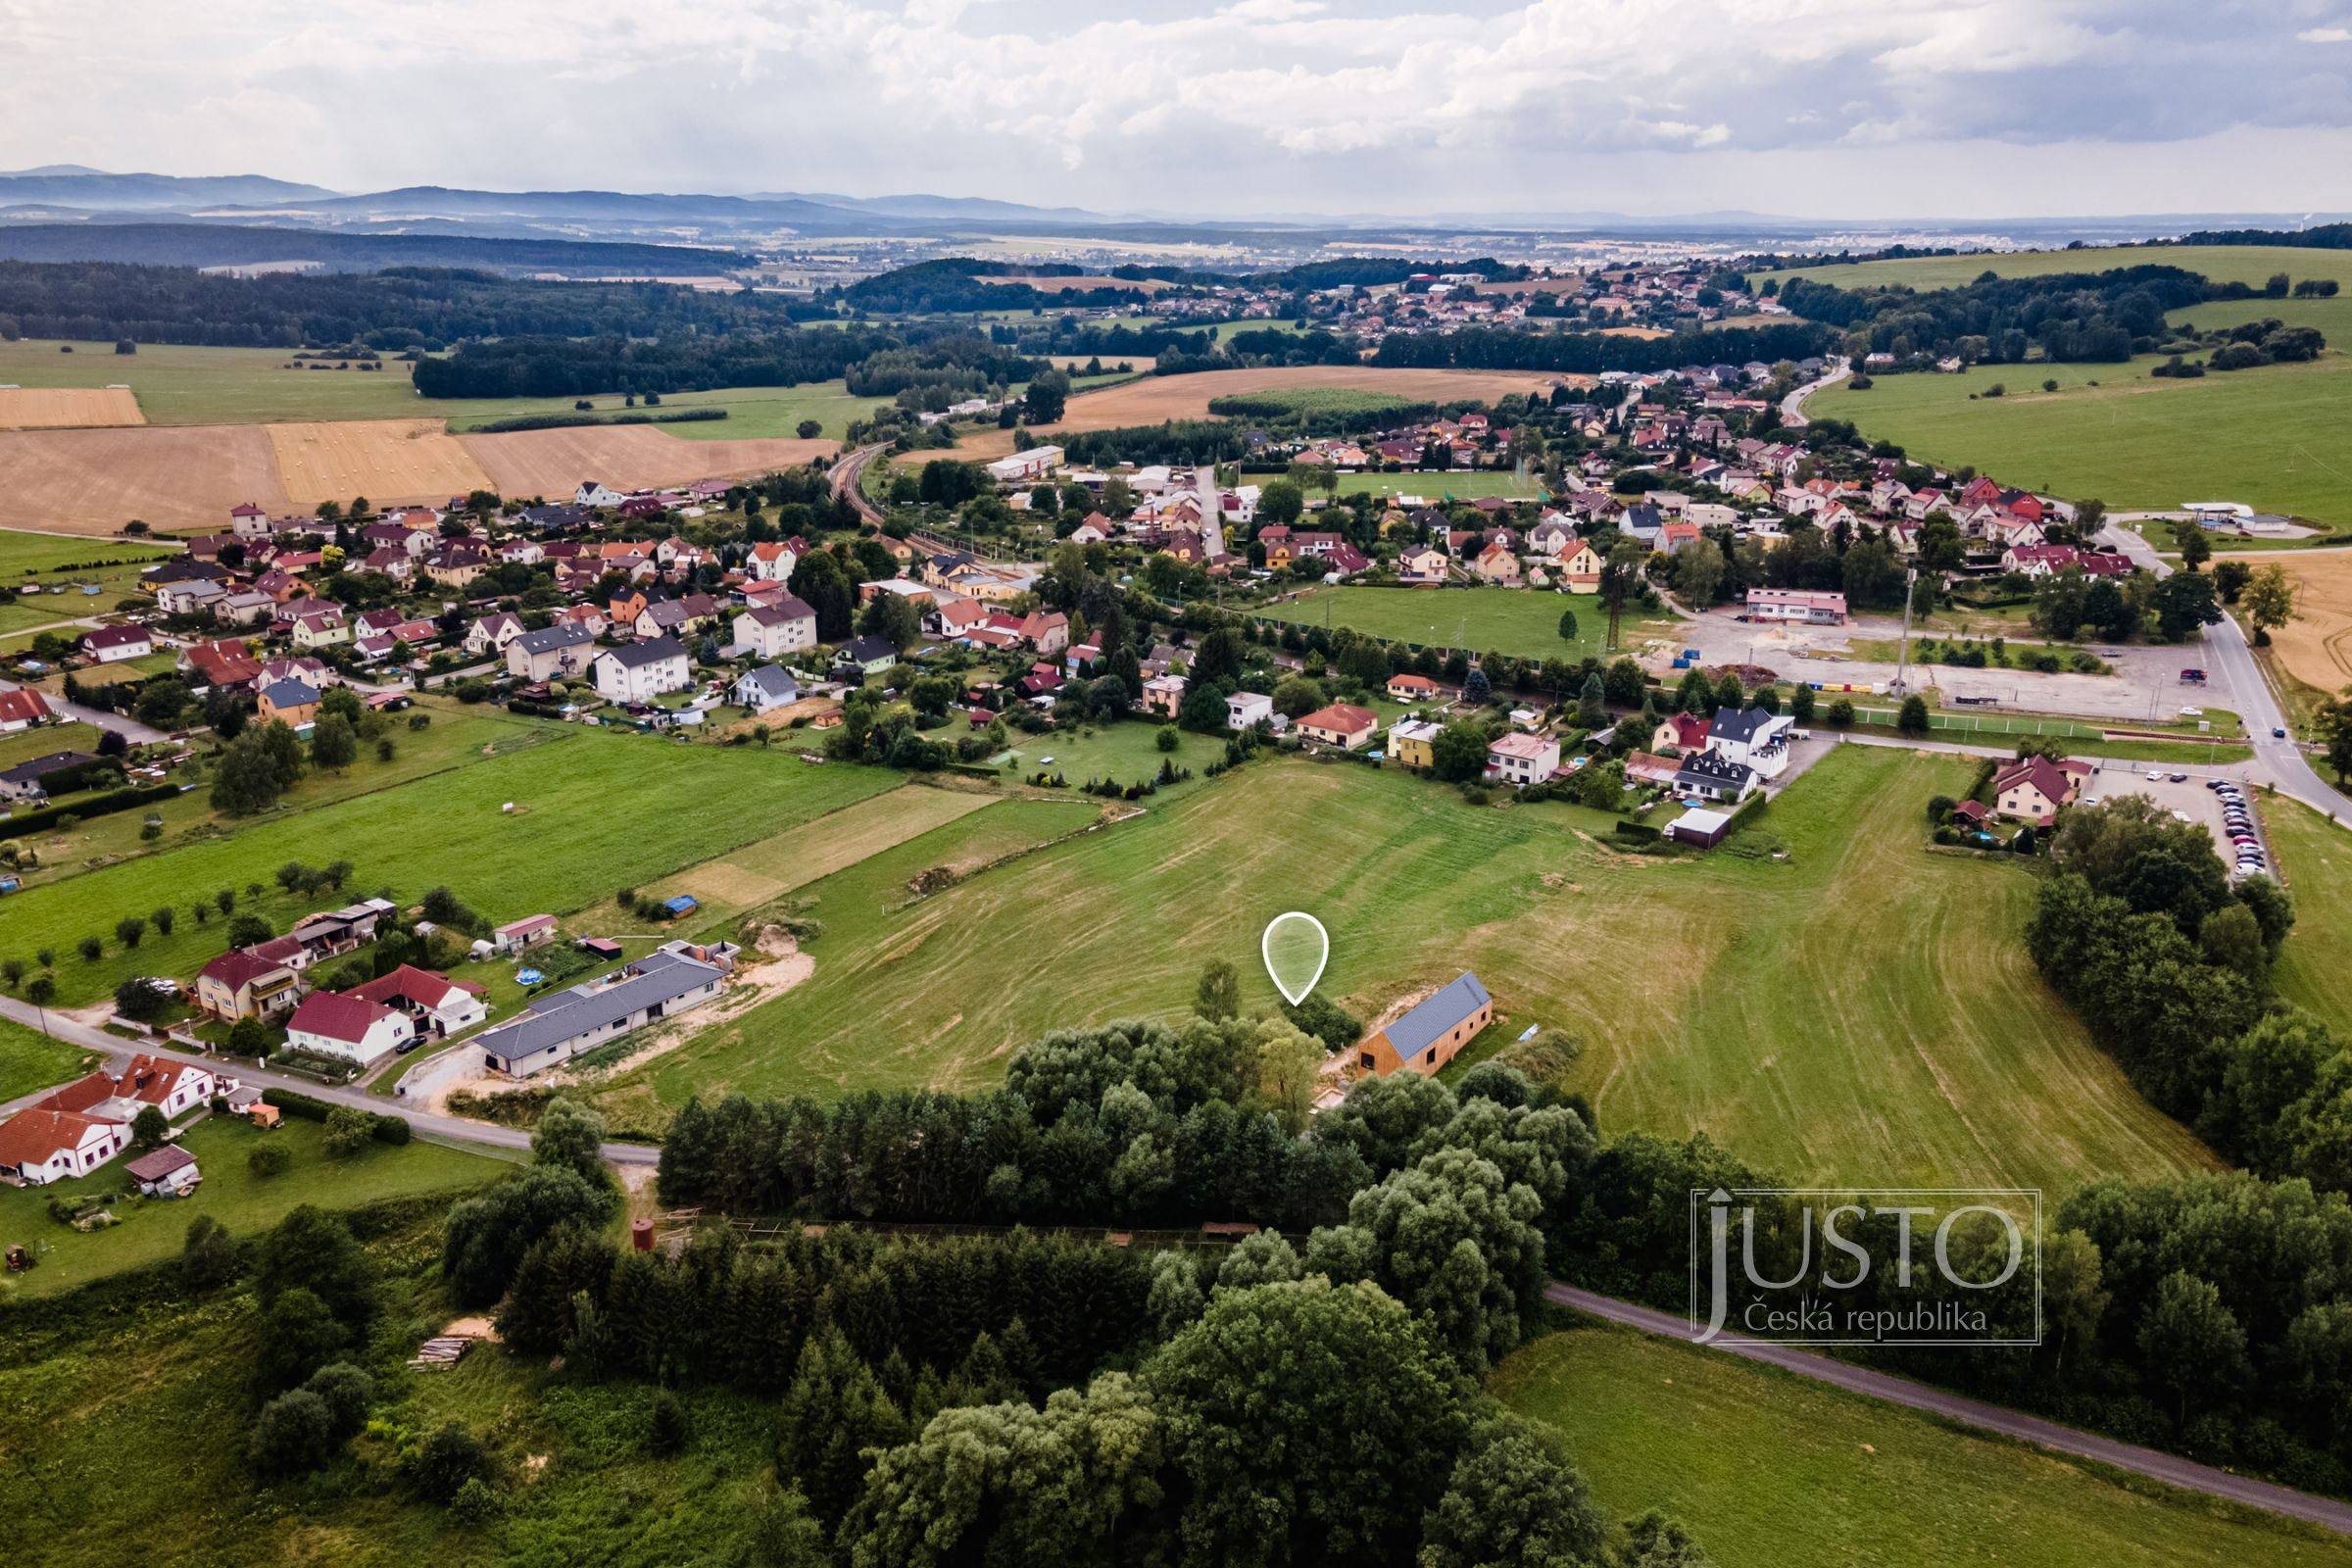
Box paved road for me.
[1779,356,1850,428]
[830,443,889,528]
[0,996,659,1165]
[2101,521,2345,823]
[0,675,164,743]
[1544,1281,2352,1535]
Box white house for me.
[80,625,154,663]
[747,540,801,582]
[593,636,692,703]
[1487,731,1561,788]
[575,480,629,508]
[1705,706,1795,781]
[466,612,526,657]
[283,990,416,1065]
[508,623,598,682]
[732,665,802,712]
[1227,691,1274,730]
[733,598,817,660]
[0,1109,126,1185]
[985,445,1063,485]
[349,964,488,1039]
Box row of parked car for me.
[2208,777,2269,880]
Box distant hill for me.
[0,168,339,209]
[0,222,754,274]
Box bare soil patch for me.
[0,387,144,430]
[460,424,835,499]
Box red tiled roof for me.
[349,965,460,1010]
[0,1108,107,1169]
[286,990,398,1045]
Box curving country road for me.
[1779,356,1850,428]
[829,442,890,528]
[1545,1282,2352,1535]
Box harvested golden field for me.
[458,423,835,500]
[980,273,1173,294]
[0,424,286,534]
[267,418,493,506]
[0,387,144,430]
[2230,549,2352,693]
[895,366,1560,467]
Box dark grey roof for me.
[599,635,687,670]
[1677,751,1752,786]
[1709,706,1776,748]
[259,678,318,709]
[516,623,595,655]
[0,750,98,785]
[737,665,799,701]
[837,636,899,663]
[473,949,722,1062]
[1383,971,1491,1064]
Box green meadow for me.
[2269,800,2352,1037]
[1757,244,2352,295]
[1497,1323,2352,1568]
[1810,352,2352,524]
[1256,583,1635,662]
[600,744,2214,1194]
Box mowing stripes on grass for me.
[1496,1324,2352,1568]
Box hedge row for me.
[0,782,178,839]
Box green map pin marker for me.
[1261,912,1329,1006]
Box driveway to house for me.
[0,996,659,1165]
[0,676,166,743]
[1544,1281,2352,1536]
[1778,357,1849,428]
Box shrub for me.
[411,1422,495,1504]
[250,1390,333,1477]
[305,1362,375,1444]
[323,1105,375,1159]
[249,1142,293,1178]
[647,1388,691,1455]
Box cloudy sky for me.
[5,0,2352,219]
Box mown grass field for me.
[0,1015,94,1102]
[1496,1323,2352,1568]
[1757,244,2352,295]
[0,524,177,630]
[1811,352,2352,525]
[1257,584,1636,662]
[603,745,2213,1193]
[0,340,886,440]
[2270,799,2352,1037]
[4,726,900,1005]
[0,1112,514,1300]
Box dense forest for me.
[411,326,1037,399]
[1371,319,1835,373]
[0,260,813,348]
[0,222,752,273]
[1776,264,2216,361]
[839,258,1160,314]
[2173,223,2352,251]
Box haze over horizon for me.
[4,0,2351,223]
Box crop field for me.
[1757,244,2352,295]
[2269,800,2352,1037]
[267,417,495,505]
[1810,352,2352,526]
[1205,386,1416,418]
[2220,548,2352,694]
[1496,1324,2352,1568]
[5,727,900,1005]
[0,387,143,430]
[456,422,833,501]
[0,1113,515,1300]
[1256,584,1634,662]
[0,422,289,535]
[898,366,1564,468]
[603,745,2213,1193]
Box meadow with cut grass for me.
[1257,583,1636,662]
[1497,1322,2352,1568]
[1756,243,2352,295]
[1810,351,2352,525]
[2270,799,2352,1038]
[599,744,2215,1194]
[4,724,899,1006]
[1332,470,1544,501]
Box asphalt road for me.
[1779,356,1850,428]
[0,996,659,1165]
[1544,1281,2352,1535]
[2100,520,2346,823]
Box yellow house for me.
[1388,718,1441,769]
[1559,540,1603,593]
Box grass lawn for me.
[440,379,884,442]
[0,525,177,631]
[1258,584,1636,662]
[0,716,103,769]
[1756,244,2352,296]
[1496,1322,2352,1568]
[0,1015,96,1102]
[2269,799,2352,1037]
[991,717,1228,793]
[1331,470,1544,501]
[0,1112,514,1300]
[0,701,556,897]
[6,726,900,1005]
[1846,636,2110,672]
[600,744,2212,1193]
[1810,351,2352,525]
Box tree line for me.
[1370,320,1834,374]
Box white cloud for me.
[0,0,2345,215]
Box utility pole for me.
[1891,565,1918,695]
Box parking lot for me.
[2076,760,2270,877]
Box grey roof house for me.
[471,943,733,1078]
